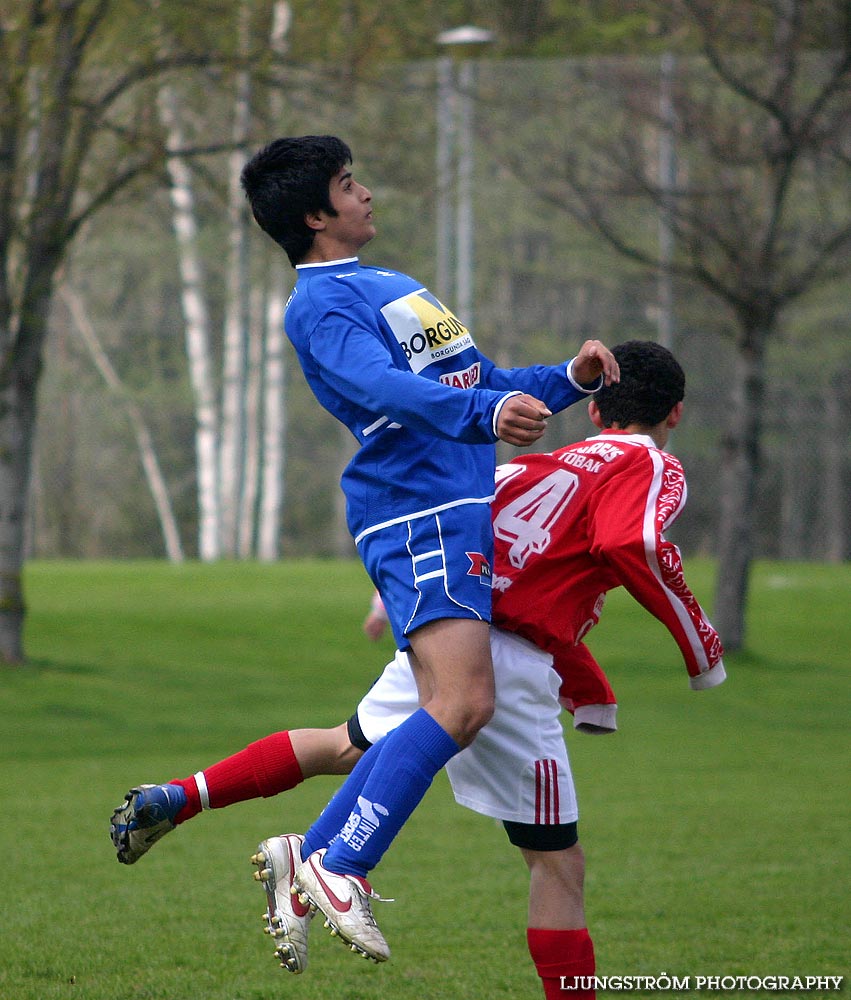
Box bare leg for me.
[289,724,364,778]
[521,844,586,929]
[520,844,596,999]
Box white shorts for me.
[356,627,578,827]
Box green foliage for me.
[1,559,848,998]
[534,2,656,56]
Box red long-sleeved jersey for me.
[490,431,725,729]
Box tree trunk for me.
[219,1,253,557]
[238,286,263,558]
[0,264,56,664]
[255,1,291,562]
[778,389,807,560]
[0,366,37,663]
[257,260,288,561]
[822,372,847,562]
[157,84,221,561]
[0,8,73,658]
[713,330,768,651]
[0,255,57,663]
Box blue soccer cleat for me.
[110,783,186,865]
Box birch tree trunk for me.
[238,287,264,558]
[156,84,221,561]
[256,1,292,562]
[219,1,253,557]
[257,260,288,560]
[59,284,185,563]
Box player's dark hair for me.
[240,135,352,266]
[594,340,685,427]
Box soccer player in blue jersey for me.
[235,135,618,962]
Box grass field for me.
[1,559,848,1000]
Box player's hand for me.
[496,394,552,447]
[572,340,620,387]
[363,610,388,641]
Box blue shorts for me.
[357,502,494,650]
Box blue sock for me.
[321,708,459,878]
[301,737,384,860]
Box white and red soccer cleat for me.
[251,834,314,974]
[292,848,391,963]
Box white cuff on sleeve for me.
[566,357,604,393]
[689,660,727,690]
[573,703,619,734]
[491,391,524,439]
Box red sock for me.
[169,731,304,825]
[527,928,596,1000]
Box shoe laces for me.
[348,875,395,906]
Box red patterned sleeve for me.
[554,643,619,734]
[588,450,725,689]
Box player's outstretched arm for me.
[589,455,725,687]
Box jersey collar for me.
[295,256,359,272]
[587,430,658,449]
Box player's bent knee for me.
[421,683,494,747]
[451,695,495,747]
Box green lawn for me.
[1,559,848,999]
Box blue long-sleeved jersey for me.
[285,258,594,542]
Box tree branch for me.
[681,0,791,126]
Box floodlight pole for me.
[456,56,475,330]
[436,54,456,306]
[436,26,494,334]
